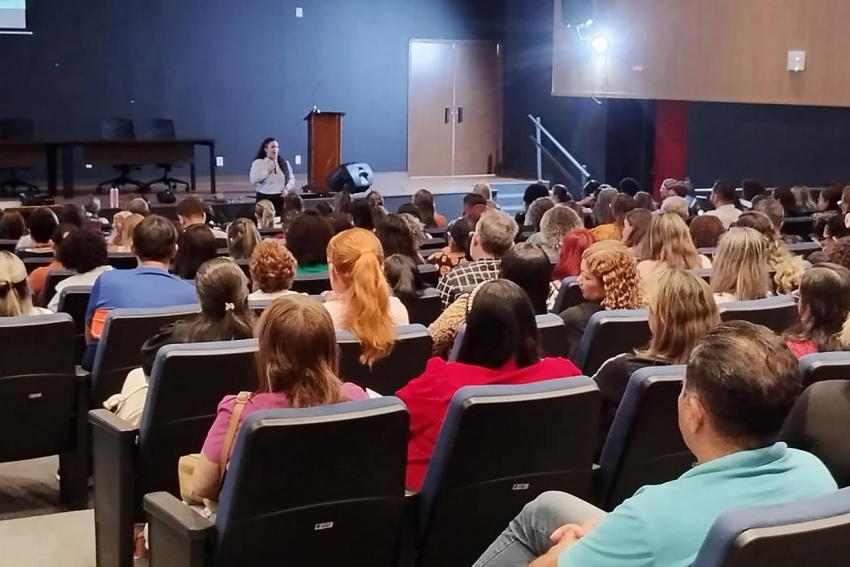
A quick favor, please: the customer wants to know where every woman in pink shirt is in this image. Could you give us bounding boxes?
[784,264,850,358]
[192,294,367,500]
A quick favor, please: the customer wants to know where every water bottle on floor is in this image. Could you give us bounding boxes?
[109,186,119,208]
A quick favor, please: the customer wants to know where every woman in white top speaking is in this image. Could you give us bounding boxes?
[249,137,296,214]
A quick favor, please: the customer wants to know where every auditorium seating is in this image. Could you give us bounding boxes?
[0,238,18,252]
[596,366,693,511]
[551,277,582,314]
[692,487,850,567]
[573,309,652,375]
[787,241,821,259]
[782,216,814,240]
[38,268,73,306]
[90,304,200,408]
[89,340,257,567]
[337,325,432,395]
[0,313,89,509]
[419,237,447,251]
[799,351,850,388]
[400,287,443,326]
[717,296,798,333]
[290,272,332,295]
[449,313,569,361]
[107,253,139,270]
[21,255,53,273]
[417,263,439,287]
[692,267,712,283]
[143,398,409,567]
[414,378,601,567]
[57,285,91,361]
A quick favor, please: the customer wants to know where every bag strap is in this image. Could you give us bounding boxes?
[218,391,252,481]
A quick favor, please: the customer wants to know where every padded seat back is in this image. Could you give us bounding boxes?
[787,241,821,259]
[692,268,712,283]
[417,263,440,287]
[91,305,200,407]
[0,239,18,253]
[573,309,651,375]
[22,255,53,272]
[337,325,432,395]
[692,487,850,567]
[213,399,409,567]
[137,340,258,499]
[416,378,601,567]
[718,296,798,333]
[401,287,443,327]
[101,118,135,141]
[0,314,76,462]
[449,314,569,362]
[799,352,850,388]
[291,272,331,295]
[144,119,176,140]
[57,285,91,361]
[552,277,582,314]
[107,253,138,270]
[597,366,693,510]
[40,268,73,305]
[0,118,35,141]
[420,237,447,251]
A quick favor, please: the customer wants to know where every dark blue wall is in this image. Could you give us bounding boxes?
[0,0,503,177]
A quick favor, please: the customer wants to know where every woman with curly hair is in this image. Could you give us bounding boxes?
[559,241,643,360]
[688,214,726,249]
[637,212,711,283]
[248,239,299,301]
[735,211,804,295]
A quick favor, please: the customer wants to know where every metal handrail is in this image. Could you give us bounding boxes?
[528,115,591,185]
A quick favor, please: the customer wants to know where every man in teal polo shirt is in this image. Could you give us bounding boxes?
[474,321,837,567]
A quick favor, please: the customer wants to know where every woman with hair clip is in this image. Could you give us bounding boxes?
[0,251,51,316]
[249,137,295,214]
[105,259,259,425]
[783,263,850,358]
[637,211,711,283]
[324,228,409,365]
[255,199,277,230]
[592,268,720,443]
[710,227,771,303]
[398,279,581,490]
[227,218,262,261]
[735,211,804,295]
[428,218,472,277]
[190,294,367,501]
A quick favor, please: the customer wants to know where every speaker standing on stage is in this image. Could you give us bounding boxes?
[250,137,295,213]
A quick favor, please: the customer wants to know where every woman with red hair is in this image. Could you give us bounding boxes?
[553,228,595,281]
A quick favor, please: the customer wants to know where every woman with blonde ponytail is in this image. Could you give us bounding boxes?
[325,228,409,365]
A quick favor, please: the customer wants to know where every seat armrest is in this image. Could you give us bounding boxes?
[145,493,213,567]
[89,408,138,435]
[144,492,215,539]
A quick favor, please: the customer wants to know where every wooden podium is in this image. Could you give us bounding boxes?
[305,110,345,194]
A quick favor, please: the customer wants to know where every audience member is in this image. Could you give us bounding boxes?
[16,207,58,253]
[430,243,553,358]
[473,182,498,209]
[248,240,298,301]
[621,208,652,261]
[590,187,618,239]
[436,210,517,308]
[0,251,51,316]
[792,185,818,213]
[658,178,679,201]
[781,380,850,488]
[376,214,423,264]
[27,224,72,298]
[593,268,720,441]
[82,215,196,370]
[326,212,353,234]
[812,185,842,235]
[552,228,595,281]
[810,213,850,264]
[384,254,426,306]
[254,199,277,230]
[315,201,333,216]
[710,227,770,303]
[324,228,409,364]
[783,264,850,358]
[176,197,224,239]
[332,190,352,217]
[462,193,489,227]
[58,204,86,229]
[109,213,144,253]
[171,224,218,281]
[633,191,656,211]
[280,193,303,232]
[552,184,571,204]
[755,197,802,244]
[618,177,641,197]
[351,198,377,230]
[400,279,581,490]
[428,218,471,277]
[399,212,428,249]
[367,190,386,215]
[660,195,689,221]
[828,235,850,272]
[47,228,113,311]
[559,241,643,360]
[397,202,422,220]
[529,206,582,253]
[226,218,261,261]
[515,183,550,227]
[741,179,767,203]
[83,195,102,221]
[774,186,807,218]
[0,211,26,241]
[286,213,334,274]
[190,295,367,501]
[127,197,150,217]
[689,214,726,249]
[525,197,555,232]
[736,211,804,294]
[414,189,446,228]
[706,180,741,228]
[474,321,836,567]
[637,212,711,283]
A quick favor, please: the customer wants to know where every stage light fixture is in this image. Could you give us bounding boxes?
[590,35,610,54]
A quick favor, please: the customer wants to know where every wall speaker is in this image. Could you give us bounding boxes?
[562,0,594,26]
[327,162,374,194]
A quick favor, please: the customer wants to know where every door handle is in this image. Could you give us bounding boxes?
[457,106,464,124]
[445,107,450,124]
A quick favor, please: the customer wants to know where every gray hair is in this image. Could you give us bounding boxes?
[477,209,519,257]
[398,213,426,246]
[526,197,555,230]
[540,206,582,249]
[661,196,689,221]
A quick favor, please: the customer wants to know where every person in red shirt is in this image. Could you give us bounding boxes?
[784,263,850,358]
[397,279,582,490]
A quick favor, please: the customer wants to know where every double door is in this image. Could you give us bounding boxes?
[408,40,502,176]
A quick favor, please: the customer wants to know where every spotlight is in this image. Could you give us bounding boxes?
[590,35,609,54]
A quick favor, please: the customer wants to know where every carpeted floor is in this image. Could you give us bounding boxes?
[0,509,96,567]
[0,457,66,520]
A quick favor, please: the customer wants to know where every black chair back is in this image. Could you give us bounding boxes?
[58,285,91,361]
[597,366,693,510]
[0,239,18,252]
[417,263,439,287]
[0,119,35,141]
[22,256,53,273]
[144,119,176,140]
[107,253,138,270]
[717,296,798,333]
[419,237,446,251]
[416,378,601,567]
[137,340,258,500]
[782,216,814,239]
[536,313,570,358]
[787,241,821,258]
[291,272,331,295]
[424,227,447,239]
[799,351,850,388]
[40,268,73,305]
[101,118,135,141]
[552,277,582,314]
[213,399,409,567]
[573,309,651,375]
[337,325,432,395]
[0,314,76,462]
[91,305,200,407]
[401,287,443,327]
